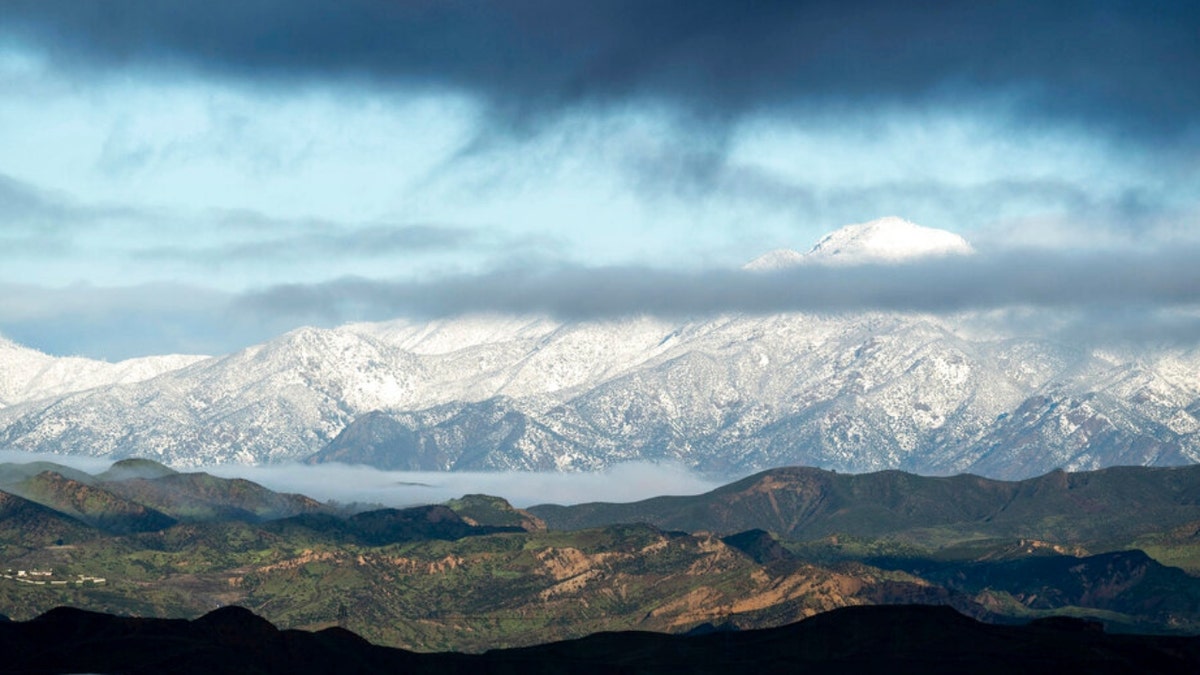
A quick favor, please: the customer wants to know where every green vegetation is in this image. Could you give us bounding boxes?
[1127,520,1200,575]
[97,458,179,482]
[446,494,546,531]
[531,465,1200,547]
[4,459,1200,652]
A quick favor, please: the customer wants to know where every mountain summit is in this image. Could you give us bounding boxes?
[744,217,973,270]
[806,216,974,264]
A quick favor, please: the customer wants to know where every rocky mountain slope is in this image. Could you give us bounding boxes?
[1,218,1197,477]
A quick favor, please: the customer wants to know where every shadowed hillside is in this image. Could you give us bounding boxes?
[0,490,97,548]
[530,465,1200,544]
[102,472,327,522]
[2,604,1198,674]
[8,471,177,534]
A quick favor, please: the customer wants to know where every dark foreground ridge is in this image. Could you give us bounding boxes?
[3,604,1199,675]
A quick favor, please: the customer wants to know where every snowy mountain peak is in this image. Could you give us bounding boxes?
[742,218,973,271]
[806,217,974,264]
[743,248,807,271]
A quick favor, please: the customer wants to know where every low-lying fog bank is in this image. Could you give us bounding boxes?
[0,450,727,507]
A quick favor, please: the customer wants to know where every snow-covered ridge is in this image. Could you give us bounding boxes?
[2,309,1197,478]
[0,219,1196,478]
[0,335,207,409]
[742,248,807,271]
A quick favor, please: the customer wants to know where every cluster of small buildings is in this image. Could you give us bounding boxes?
[1,568,105,586]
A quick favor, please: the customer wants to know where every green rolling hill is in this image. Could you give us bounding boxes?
[529,465,1200,546]
[4,459,1200,651]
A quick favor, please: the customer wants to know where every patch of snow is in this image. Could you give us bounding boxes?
[805,216,974,264]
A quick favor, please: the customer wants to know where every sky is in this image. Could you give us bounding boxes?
[1,1,1198,360]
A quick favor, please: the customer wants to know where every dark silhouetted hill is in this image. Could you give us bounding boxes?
[2,604,1199,674]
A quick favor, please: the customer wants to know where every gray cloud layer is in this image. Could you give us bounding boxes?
[5,247,1199,359]
[0,283,246,358]
[4,1,1197,140]
[1,171,528,272]
[132,224,479,264]
[239,248,1200,321]
[0,172,152,234]
[624,144,1183,240]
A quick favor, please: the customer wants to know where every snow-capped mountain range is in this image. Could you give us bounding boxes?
[0,338,205,409]
[2,217,1197,478]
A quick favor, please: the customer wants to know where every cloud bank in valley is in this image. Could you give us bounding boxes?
[0,450,723,508]
[207,460,724,509]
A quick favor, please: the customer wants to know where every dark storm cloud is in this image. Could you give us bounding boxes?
[619,139,1193,245]
[625,145,1109,213]
[4,1,1197,138]
[236,247,1200,322]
